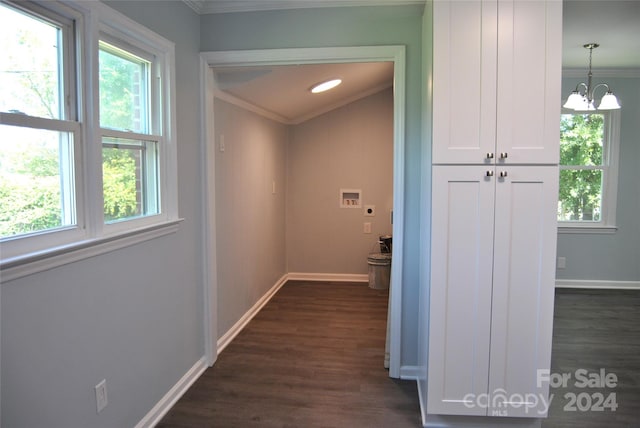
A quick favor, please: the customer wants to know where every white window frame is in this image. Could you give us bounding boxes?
[97,22,175,236]
[0,0,87,258]
[558,109,620,234]
[0,0,180,280]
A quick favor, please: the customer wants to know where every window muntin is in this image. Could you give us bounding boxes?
[558,111,618,228]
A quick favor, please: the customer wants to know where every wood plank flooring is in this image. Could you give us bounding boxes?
[157,281,421,428]
[542,289,640,428]
[158,284,640,428]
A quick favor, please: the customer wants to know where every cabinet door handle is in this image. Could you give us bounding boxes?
[500,152,508,159]
[486,152,494,159]
[499,171,508,178]
[486,170,494,177]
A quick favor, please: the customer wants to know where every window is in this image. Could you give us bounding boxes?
[99,40,160,225]
[0,0,178,271]
[558,110,620,231]
[0,1,83,256]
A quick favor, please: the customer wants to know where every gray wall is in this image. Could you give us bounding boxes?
[556,76,640,281]
[201,3,425,368]
[287,88,394,274]
[214,98,288,336]
[1,2,204,427]
[214,88,393,338]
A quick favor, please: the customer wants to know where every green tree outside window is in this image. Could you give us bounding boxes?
[558,113,605,222]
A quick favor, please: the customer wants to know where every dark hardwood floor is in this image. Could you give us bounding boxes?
[157,281,421,428]
[543,289,640,428]
[158,284,640,428]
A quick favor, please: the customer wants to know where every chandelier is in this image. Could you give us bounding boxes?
[563,43,621,111]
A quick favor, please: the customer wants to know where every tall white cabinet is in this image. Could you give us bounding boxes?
[427,0,562,422]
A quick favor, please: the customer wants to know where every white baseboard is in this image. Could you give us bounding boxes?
[286,272,368,283]
[400,365,424,380]
[135,356,207,428]
[423,414,542,427]
[217,274,288,354]
[417,378,428,428]
[556,279,640,290]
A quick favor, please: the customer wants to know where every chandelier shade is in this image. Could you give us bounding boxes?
[598,92,621,110]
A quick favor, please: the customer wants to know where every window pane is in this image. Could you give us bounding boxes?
[0,3,63,119]
[558,169,603,222]
[0,125,75,238]
[560,113,604,166]
[103,137,158,223]
[99,43,150,133]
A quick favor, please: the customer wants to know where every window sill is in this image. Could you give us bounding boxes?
[558,225,617,235]
[1,218,184,282]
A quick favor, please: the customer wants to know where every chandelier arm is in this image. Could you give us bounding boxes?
[574,82,589,94]
[591,83,612,98]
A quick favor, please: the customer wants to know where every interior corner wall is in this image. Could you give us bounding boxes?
[556,76,640,281]
[214,98,288,337]
[287,88,394,274]
[2,2,204,427]
[200,4,424,368]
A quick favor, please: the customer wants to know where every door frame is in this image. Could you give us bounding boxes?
[199,46,406,378]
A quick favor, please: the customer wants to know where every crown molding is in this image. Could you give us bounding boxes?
[183,0,425,15]
[182,0,205,14]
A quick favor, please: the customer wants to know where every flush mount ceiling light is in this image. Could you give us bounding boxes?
[310,78,342,94]
[563,43,621,111]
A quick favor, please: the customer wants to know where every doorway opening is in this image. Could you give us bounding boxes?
[200,46,406,378]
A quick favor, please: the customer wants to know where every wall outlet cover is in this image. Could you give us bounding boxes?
[95,379,108,413]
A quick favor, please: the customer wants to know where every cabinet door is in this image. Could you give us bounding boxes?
[496,0,562,164]
[432,0,497,164]
[428,165,495,415]
[489,166,558,417]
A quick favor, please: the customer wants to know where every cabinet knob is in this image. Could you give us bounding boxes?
[500,152,508,159]
[486,152,494,159]
[486,170,494,177]
[499,171,508,178]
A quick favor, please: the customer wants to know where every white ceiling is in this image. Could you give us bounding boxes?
[563,1,640,72]
[200,0,640,123]
[213,62,394,124]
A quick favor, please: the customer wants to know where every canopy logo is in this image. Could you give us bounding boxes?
[460,368,619,417]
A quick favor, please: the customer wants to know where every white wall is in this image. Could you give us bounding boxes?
[287,88,394,274]
[1,2,204,427]
[214,98,288,336]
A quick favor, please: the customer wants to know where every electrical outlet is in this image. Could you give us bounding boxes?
[557,257,566,269]
[364,222,372,234]
[364,205,376,217]
[95,379,108,413]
